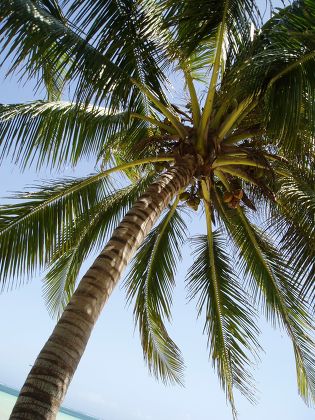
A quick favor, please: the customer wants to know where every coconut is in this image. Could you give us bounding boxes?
[223,192,233,203]
[179,191,190,201]
[233,189,244,199]
[187,197,200,211]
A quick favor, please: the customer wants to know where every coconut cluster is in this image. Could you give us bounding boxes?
[223,189,244,208]
[179,191,201,211]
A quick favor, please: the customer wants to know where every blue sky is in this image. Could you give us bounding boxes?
[0,1,314,419]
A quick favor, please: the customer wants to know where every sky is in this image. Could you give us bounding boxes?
[0,1,315,420]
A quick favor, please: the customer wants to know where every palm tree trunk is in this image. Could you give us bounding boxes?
[10,154,197,419]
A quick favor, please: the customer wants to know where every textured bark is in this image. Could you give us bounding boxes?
[10,155,197,419]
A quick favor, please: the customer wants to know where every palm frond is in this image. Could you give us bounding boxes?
[0,0,167,109]
[224,0,315,161]
[36,0,66,22]
[125,202,187,385]
[0,100,134,169]
[0,154,171,289]
[0,172,115,289]
[219,205,315,404]
[65,0,169,94]
[187,230,260,416]
[270,169,315,303]
[162,0,260,59]
[41,48,68,101]
[36,0,68,100]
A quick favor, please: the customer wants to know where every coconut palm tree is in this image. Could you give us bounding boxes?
[0,0,315,418]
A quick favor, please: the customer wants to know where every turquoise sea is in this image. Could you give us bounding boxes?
[0,384,99,420]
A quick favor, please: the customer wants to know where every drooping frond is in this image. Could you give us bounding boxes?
[0,101,133,169]
[36,0,66,22]
[36,1,68,100]
[264,0,315,156]
[270,169,315,304]
[224,0,315,161]
[187,231,260,417]
[125,202,187,385]
[0,155,172,289]
[65,0,169,95]
[220,206,315,404]
[44,175,155,318]
[0,174,113,289]
[42,53,67,101]
[0,0,168,110]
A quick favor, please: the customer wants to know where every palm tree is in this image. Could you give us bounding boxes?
[0,0,315,418]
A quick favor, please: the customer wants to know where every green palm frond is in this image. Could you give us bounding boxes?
[0,155,171,289]
[65,0,169,94]
[0,101,134,169]
[36,0,66,22]
[0,0,167,109]
[41,46,69,101]
[182,43,215,85]
[0,173,114,289]
[162,0,260,59]
[187,229,260,417]
[37,1,68,100]
[44,175,155,318]
[42,58,67,101]
[219,206,315,404]
[270,169,315,303]
[224,0,315,160]
[125,201,187,385]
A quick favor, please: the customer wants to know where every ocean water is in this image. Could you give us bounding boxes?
[0,384,98,420]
